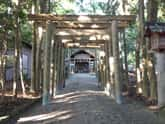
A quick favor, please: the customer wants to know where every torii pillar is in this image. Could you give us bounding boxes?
[42,22,54,106]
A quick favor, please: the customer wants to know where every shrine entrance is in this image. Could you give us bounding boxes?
[70,50,95,73]
[28,14,135,105]
[75,61,89,73]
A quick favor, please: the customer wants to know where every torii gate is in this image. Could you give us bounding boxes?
[28,14,135,105]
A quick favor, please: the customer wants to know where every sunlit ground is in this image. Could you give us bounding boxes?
[16,73,163,124]
[17,73,104,123]
[17,90,104,124]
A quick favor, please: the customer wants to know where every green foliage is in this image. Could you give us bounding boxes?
[0,0,32,48]
[6,55,14,68]
[127,0,138,15]
[158,0,165,21]
[21,23,32,44]
[52,0,75,14]
[75,0,119,15]
[0,0,164,62]
[125,24,138,65]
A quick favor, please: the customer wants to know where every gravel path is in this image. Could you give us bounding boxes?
[16,73,164,124]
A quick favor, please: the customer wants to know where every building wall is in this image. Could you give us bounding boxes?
[155,53,165,106]
[5,47,32,80]
[74,54,91,59]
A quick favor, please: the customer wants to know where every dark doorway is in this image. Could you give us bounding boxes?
[75,61,89,73]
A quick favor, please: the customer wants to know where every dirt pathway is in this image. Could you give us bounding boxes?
[16,73,163,124]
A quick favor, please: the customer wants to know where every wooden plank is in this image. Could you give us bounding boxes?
[56,34,110,40]
[56,29,108,36]
[54,22,129,29]
[63,40,107,44]
[28,14,136,22]
[35,21,128,29]
[66,45,101,48]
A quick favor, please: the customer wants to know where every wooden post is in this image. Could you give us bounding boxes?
[55,41,60,92]
[112,21,122,104]
[51,37,57,97]
[59,43,63,89]
[42,22,53,106]
[98,55,102,87]
[35,23,43,92]
[100,46,105,89]
[105,41,111,96]
[102,46,105,89]
[56,42,62,90]
[54,38,59,94]
[60,45,65,88]
[50,32,55,97]
[108,25,115,98]
[94,49,97,75]
[98,51,103,88]
[104,43,107,90]
[30,22,37,93]
[118,30,125,92]
[123,29,129,91]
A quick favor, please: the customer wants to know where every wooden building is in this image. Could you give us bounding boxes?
[6,42,32,81]
[70,50,95,73]
[145,22,165,51]
[145,22,165,106]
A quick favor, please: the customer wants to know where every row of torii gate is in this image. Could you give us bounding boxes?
[29,14,135,105]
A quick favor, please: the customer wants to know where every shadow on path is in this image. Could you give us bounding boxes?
[15,73,163,124]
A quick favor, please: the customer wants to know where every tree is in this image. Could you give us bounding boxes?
[12,0,30,98]
[0,0,13,100]
[75,0,119,15]
[52,0,74,14]
[158,0,165,21]
[146,0,159,102]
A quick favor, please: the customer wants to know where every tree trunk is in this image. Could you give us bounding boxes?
[0,55,4,101]
[136,1,142,95]
[30,22,37,93]
[40,0,50,13]
[123,30,129,91]
[19,44,26,96]
[0,33,7,101]
[31,0,40,94]
[139,0,149,97]
[13,14,20,99]
[136,37,142,94]
[147,0,158,101]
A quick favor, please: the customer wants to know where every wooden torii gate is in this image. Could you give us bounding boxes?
[28,14,135,105]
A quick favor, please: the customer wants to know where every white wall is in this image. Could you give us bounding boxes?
[155,53,165,106]
[74,54,91,59]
